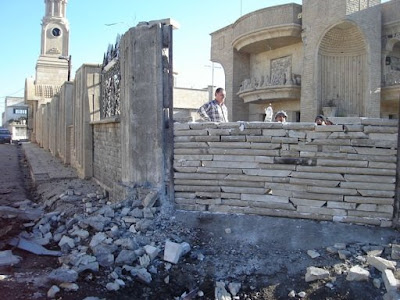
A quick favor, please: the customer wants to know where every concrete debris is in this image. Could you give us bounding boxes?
[144,245,159,260]
[288,290,296,298]
[164,240,191,264]
[9,237,62,256]
[298,291,306,298]
[142,190,158,208]
[307,250,320,258]
[10,181,400,300]
[59,282,79,291]
[106,281,120,291]
[382,269,400,293]
[228,282,241,297]
[391,244,400,260]
[346,265,370,281]
[0,205,43,221]
[0,250,21,266]
[48,268,78,283]
[305,266,330,282]
[215,281,231,300]
[47,285,60,298]
[131,267,152,284]
[367,255,396,272]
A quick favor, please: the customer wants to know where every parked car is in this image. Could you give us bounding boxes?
[0,128,12,144]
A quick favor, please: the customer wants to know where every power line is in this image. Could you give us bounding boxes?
[0,88,25,99]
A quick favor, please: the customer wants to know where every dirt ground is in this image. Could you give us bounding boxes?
[0,143,399,300]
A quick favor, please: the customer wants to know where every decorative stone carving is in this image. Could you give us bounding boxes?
[271,56,291,85]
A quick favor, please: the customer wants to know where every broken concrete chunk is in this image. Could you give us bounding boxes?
[307,250,320,259]
[131,267,152,284]
[163,240,191,264]
[0,250,21,266]
[346,265,370,281]
[228,282,241,297]
[305,266,330,282]
[382,269,400,293]
[60,282,79,291]
[338,250,352,260]
[391,244,400,260]
[49,268,78,283]
[215,281,231,300]
[143,191,158,208]
[47,285,60,298]
[139,254,150,268]
[106,281,120,291]
[144,245,159,260]
[115,250,137,266]
[367,256,396,272]
[333,243,346,250]
[9,237,62,256]
[59,235,75,249]
[89,232,107,249]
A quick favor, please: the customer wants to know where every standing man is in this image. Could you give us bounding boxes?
[197,87,228,122]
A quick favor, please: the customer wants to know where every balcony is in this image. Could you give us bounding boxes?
[237,74,301,104]
[232,4,302,54]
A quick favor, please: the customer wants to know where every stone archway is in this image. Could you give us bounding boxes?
[317,21,367,117]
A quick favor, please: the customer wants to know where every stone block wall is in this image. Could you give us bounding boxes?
[92,120,122,193]
[173,119,397,227]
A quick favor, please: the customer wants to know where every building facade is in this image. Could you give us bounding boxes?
[210,0,400,122]
[2,96,28,142]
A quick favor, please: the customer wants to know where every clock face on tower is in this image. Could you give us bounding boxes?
[52,27,61,37]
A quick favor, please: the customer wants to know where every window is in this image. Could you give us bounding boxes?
[13,109,27,115]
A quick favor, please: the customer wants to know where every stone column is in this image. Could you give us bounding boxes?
[119,21,174,205]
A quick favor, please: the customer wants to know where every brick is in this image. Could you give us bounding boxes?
[344,174,395,183]
[290,198,326,207]
[291,171,344,181]
[242,193,289,203]
[345,196,393,205]
[340,182,395,191]
[297,206,346,216]
[290,178,340,187]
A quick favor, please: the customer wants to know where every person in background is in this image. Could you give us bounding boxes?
[197,87,228,122]
[274,111,288,123]
[315,115,326,125]
[325,118,334,125]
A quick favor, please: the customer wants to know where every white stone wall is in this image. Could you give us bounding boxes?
[173,119,397,227]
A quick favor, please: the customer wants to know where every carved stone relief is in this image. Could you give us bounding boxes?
[238,55,300,94]
[271,56,292,86]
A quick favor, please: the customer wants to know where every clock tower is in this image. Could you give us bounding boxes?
[36,0,70,85]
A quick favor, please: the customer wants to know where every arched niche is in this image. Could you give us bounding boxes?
[318,21,367,117]
[384,38,400,86]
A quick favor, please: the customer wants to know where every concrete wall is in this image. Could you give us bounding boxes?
[92,120,121,192]
[57,83,74,164]
[70,64,101,179]
[174,118,397,227]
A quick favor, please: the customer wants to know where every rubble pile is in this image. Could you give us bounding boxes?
[302,242,400,300]
[4,187,200,299]
[2,184,400,299]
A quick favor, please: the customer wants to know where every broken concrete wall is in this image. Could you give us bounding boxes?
[174,118,397,227]
[112,21,174,205]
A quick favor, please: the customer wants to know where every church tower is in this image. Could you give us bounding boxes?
[35,0,70,85]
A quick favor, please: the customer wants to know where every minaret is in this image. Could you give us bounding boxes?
[35,0,70,85]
